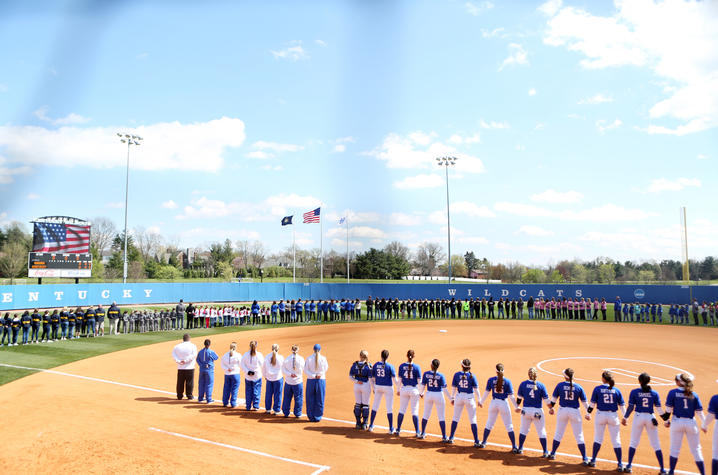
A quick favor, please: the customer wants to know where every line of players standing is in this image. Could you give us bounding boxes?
[350,350,718,475]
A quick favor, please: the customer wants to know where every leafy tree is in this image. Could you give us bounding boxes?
[464,251,479,274]
[597,263,615,283]
[521,268,546,283]
[548,269,564,283]
[354,248,410,279]
[0,242,28,281]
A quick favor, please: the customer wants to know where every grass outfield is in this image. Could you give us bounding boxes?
[0,305,709,387]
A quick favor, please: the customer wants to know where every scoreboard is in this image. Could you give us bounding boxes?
[28,252,92,278]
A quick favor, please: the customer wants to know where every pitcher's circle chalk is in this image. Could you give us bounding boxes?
[439,330,447,333]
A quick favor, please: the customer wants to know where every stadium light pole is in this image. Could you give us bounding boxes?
[117,133,142,284]
[437,156,457,283]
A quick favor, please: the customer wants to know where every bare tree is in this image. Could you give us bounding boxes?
[248,241,266,271]
[90,217,116,254]
[414,242,445,276]
[234,239,250,272]
[0,242,27,282]
[384,241,410,261]
[134,226,163,261]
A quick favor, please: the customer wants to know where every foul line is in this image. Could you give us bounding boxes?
[148,427,330,475]
[0,363,698,475]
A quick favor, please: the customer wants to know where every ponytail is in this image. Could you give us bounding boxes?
[229,342,237,357]
[291,344,298,370]
[638,372,651,392]
[528,367,537,382]
[603,370,615,389]
[431,358,440,374]
[381,349,389,363]
[271,343,279,366]
[250,340,257,356]
[496,363,504,393]
[564,368,575,394]
[359,349,369,363]
[680,374,694,398]
[407,349,415,362]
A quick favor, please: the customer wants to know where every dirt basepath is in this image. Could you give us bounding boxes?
[1,320,714,474]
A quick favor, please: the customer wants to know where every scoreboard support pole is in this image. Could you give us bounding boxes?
[38,278,42,285]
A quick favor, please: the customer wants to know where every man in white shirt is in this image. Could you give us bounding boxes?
[305,343,329,422]
[172,334,198,400]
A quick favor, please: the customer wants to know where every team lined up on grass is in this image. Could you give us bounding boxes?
[2,296,716,347]
[350,349,718,475]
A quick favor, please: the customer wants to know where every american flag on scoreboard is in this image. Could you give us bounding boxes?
[303,207,321,223]
[32,223,91,253]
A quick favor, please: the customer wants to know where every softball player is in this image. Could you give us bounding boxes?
[395,349,422,436]
[349,350,373,430]
[263,344,284,414]
[448,358,483,445]
[665,373,706,475]
[241,341,264,411]
[369,349,397,433]
[515,367,550,456]
[700,393,717,475]
[586,371,626,470]
[419,359,450,440]
[478,363,519,451]
[548,368,589,464]
[622,372,667,474]
[281,345,305,418]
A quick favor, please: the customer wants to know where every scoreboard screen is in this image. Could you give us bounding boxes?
[28,252,92,278]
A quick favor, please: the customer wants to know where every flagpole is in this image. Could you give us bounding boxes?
[320,209,323,283]
[292,221,296,283]
[346,215,349,284]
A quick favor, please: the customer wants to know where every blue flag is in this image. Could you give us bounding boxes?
[339,217,346,225]
[281,216,293,226]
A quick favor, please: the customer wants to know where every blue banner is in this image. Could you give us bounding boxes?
[0,282,715,311]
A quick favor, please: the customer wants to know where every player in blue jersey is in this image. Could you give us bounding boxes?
[349,350,373,430]
[547,368,589,464]
[478,363,519,451]
[395,349,422,436]
[622,373,667,474]
[700,393,718,475]
[448,358,483,445]
[665,374,706,475]
[419,359,451,440]
[369,349,397,433]
[515,367,550,456]
[585,371,626,470]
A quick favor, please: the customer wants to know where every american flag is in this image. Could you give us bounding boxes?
[303,207,321,223]
[32,223,91,253]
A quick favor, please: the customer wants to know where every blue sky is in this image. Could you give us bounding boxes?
[1,0,716,265]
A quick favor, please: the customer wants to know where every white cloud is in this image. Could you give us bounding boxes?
[482,27,506,38]
[697,153,707,160]
[325,210,380,224]
[646,177,701,193]
[457,236,490,246]
[517,225,554,237]
[394,173,443,190]
[260,164,284,171]
[246,151,271,159]
[136,52,149,60]
[495,201,654,222]
[26,193,40,200]
[541,0,718,135]
[479,119,510,129]
[270,42,309,61]
[327,225,386,240]
[252,141,303,153]
[178,193,321,222]
[494,202,554,218]
[161,200,178,209]
[106,202,124,209]
[538,0,562,17]
[530,189,583,204]
[528,88,537,96]
[578,93,613,105]
[534,122,546,130]
[448,133,480,145]
[515,144,525,151]
[0,117,246,172]
[179,227,261,247]
[465,1,493,16]
[333,144,346,153]
[367,132,485,174]
[389,212,423,226]
[34,106,91,126]
[146,225,161,235]
[315,39,327,47]
[451,201,496,218]
[0,84,7,92]
[0,156,31,184]
[596,118,622,133]
[498,43,528,71]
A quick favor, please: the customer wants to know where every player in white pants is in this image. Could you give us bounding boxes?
[349,350,372,429]
[448,358,483,445]
[369,349,397,433]
[418,358,451,441]
[478,363,519,451]
[665,374,706,475]
[622,372,667,473]
[585,371,626,470]
[395,349,422,436]
[515,367,551,456]
[700,393,718,475]
[548,368,589,464]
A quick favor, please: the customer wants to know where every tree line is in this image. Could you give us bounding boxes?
[1,218,717,283]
